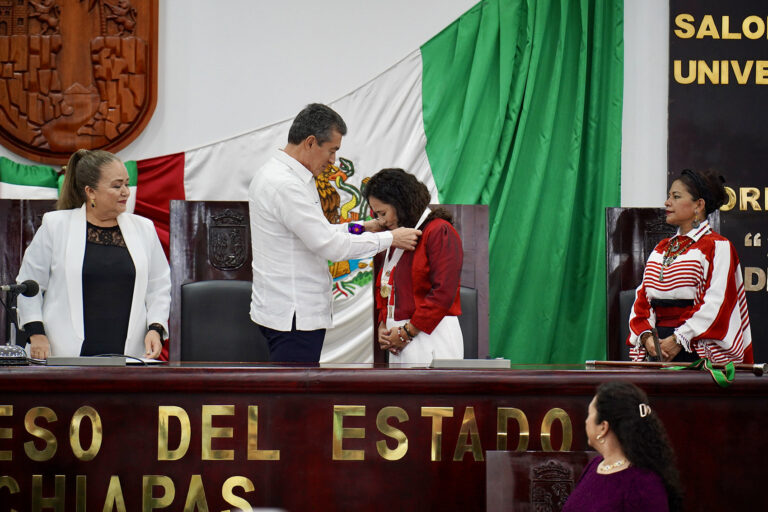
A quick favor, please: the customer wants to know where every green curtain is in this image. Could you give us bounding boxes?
[421,0,623,363]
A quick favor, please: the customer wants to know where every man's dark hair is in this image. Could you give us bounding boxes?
[287,103,347,145]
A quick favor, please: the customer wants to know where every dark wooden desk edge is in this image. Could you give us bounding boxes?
[1,366,765,395]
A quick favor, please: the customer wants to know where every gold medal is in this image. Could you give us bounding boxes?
[380,285,391,298]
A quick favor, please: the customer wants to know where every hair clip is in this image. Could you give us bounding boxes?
[639,403,651,418]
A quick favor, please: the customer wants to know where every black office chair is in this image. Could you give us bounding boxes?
[617,289,636,361]
[458,286,478,359]
[180,280,269,362]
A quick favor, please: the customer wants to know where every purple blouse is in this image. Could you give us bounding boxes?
[562,456,669,512]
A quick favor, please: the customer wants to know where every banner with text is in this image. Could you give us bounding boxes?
[669,0,768,362]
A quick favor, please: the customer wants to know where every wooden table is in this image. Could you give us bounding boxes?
[0,363,765,511]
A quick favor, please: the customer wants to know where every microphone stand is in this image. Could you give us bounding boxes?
[0,289,28,364]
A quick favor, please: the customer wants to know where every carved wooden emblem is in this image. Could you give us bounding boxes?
[0,0,158,164]
[208,209,248,271]
[644,211,676,257]
[529,460,574,512]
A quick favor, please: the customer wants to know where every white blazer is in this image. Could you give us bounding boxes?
[16,205,171,358]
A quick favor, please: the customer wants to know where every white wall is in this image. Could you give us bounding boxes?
[1,0,668,207]
[622,0,669,207]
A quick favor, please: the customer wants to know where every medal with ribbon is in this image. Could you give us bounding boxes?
[379,207,432,319]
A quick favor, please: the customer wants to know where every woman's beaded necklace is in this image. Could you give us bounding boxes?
[659,236,695,282]
[598,458,628,473]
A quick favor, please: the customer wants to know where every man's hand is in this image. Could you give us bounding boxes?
[391,228,421,251]
[364,220,385,233]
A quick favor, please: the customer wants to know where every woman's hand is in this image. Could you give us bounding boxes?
[659,335,681,362]
[29,334,50,359]
[380,326,411,355]
[641,332,657,358]
[377,322,392,351]
[144,330,163,359]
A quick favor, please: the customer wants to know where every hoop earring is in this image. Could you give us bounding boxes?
[91,199,95,208]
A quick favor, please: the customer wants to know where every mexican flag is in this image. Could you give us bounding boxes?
[0,0,623,364]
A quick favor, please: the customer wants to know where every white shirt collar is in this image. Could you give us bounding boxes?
[676,219,711,242]
[274,149,314,184]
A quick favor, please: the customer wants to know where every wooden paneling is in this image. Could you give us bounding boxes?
[0,365,764,511]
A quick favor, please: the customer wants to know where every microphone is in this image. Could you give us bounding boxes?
[0,280,39,297]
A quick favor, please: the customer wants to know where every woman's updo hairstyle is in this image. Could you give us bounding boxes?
[678,169,727,215]
[57,149,120,210]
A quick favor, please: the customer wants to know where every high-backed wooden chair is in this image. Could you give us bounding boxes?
[0,199,56,345]
[605,207,719,360]
[371,204,490,362]
[486,450,597,511]
[168,200,271,362]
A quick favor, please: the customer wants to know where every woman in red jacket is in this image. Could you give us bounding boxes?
[363,168,464,364]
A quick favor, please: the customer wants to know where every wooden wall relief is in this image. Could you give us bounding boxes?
[0,0,157,164]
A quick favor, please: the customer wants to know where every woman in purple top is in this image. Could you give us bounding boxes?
[563,382,683,511]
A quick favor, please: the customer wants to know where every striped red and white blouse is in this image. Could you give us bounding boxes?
[627,220,752,363]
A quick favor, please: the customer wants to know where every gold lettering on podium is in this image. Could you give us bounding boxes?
[247,405,280,461]
[332,405,366,461]
[202,405,235,461]
[183,475,208,511]
[222,476,255,511]
[142,475,175,510]
[75,475,86,512]
[157,406,191,461]
[0,405,11,461]
[24,407,57,461]
[32,474,65,511]
[70,406,102,461]
[421,407,454,461]
[0,476,20,511]
[375,406,409,461]
[102,476,127,512]
[541,408,573,451]
[453,406,483,461]
[496,407,530,451]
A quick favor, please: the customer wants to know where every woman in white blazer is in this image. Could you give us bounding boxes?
[16,150,171,359]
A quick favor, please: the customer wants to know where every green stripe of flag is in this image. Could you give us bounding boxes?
[0,157,58,189]
[124,160,139,187]
[421,0,623,363]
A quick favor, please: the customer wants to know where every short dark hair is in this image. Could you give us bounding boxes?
[594,382,683,511]
[287,103,347,145]
[677,169,727,215]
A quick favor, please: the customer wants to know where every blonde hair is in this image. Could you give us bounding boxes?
[57,149,120,210]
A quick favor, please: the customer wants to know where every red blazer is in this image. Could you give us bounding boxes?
[375,218,462,334]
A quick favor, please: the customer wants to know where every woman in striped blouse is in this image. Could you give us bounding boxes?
[627,169,752,363]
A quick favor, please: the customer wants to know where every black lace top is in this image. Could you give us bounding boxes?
[24,223,137,355]
[79,223,136,355]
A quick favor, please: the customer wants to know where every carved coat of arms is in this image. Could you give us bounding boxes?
[0,0,157,164]
[208,209,248,271]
